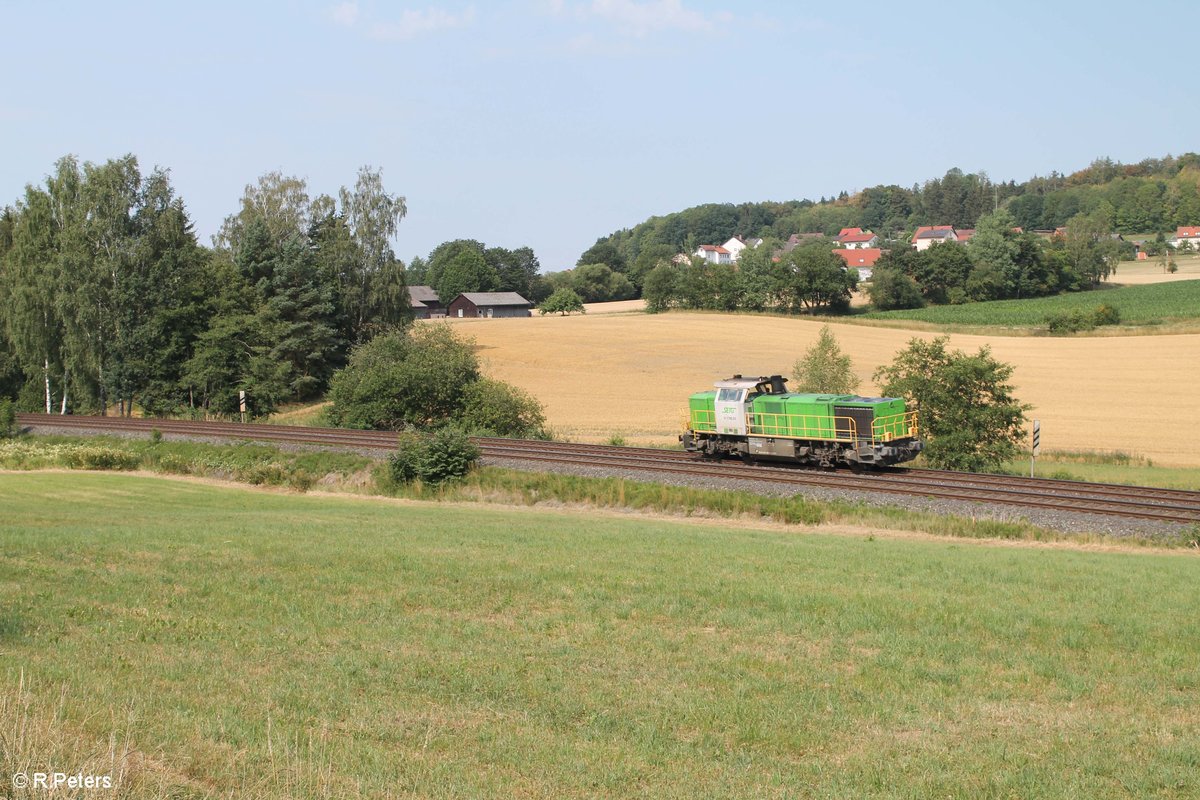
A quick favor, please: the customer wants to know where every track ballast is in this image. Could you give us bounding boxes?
[16,413,1200,526]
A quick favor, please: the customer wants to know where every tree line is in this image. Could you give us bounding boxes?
[632,206,1133,316]
[584,152,1200,289]
[0,156,414,416]
[642,239,857,315]
[867,208,1130,310]
[407,239,546,305]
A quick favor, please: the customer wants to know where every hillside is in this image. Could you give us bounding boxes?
[587,153,1200,267]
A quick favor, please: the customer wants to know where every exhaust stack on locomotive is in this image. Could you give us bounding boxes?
[680,375,923,468]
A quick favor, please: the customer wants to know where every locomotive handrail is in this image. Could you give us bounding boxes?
[686,408,918,444]
[747,411,860,442]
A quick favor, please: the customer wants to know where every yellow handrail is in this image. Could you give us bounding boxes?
[686,408,918,443]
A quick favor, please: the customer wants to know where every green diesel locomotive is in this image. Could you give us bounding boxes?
[681,374,923,468]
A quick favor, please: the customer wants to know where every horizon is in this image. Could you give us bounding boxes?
[3,0,1196,271]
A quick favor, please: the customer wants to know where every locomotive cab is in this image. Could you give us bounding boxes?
[712,374,789,436]
[712,375,785,436]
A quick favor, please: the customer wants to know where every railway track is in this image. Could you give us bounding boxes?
[16,413,1200,525]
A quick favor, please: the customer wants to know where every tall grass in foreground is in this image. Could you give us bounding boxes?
[1,472,1198,798]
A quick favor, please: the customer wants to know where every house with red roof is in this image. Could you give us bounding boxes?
[694,244,733,264]
[832,247,883,279]
[1170,226,1200,249]
[835,227,879,249]
[911,226,958,251]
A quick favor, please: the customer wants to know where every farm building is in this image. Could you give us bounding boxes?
[408,285,445,319]
[448,292,534,318]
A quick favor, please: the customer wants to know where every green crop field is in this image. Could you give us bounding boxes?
[862,279,1200,329]
[2,472,1199,798]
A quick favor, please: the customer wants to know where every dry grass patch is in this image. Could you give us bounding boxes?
[447,312,1200,466]
[1111,252,1200,285]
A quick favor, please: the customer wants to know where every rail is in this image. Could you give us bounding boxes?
[15,413,1200,525]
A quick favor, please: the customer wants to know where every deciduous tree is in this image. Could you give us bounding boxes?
[791,325,860,394]
[874,336,1028,472]
[538,288,585,315]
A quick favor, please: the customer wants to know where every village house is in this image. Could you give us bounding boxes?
[832,247,883,280]
[911,226,958,251]
[835,227,879,249]
[694,244,733,264]
[1170,226,1200,249]
[721,236,763,261]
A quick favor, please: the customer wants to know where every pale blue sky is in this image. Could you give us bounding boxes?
[2,0,1195,269]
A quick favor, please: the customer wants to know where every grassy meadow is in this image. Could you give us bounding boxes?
[2,471,1199,798]
[446,311,1200,466]
[862,278,1200,329]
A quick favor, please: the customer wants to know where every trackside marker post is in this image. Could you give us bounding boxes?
[1030,419,1040,477]
[240,390,246,424]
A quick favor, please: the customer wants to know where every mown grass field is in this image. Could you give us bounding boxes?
[2,472,1198,798]
[862,279,1200,329]
[447,312,1200,466]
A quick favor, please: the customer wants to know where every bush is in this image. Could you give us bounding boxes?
[1046,304,1120,333]
[1092,303,1120,326]
[0,398,15,438]
[61,446,141,471]
[327,325,480,430]
[538,289,586,316]
[868,267,924,311]
[1046,310,1094,333]
[389,428,480,486]
[460,378,547,438]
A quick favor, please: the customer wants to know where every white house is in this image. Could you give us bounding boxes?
[721,236,763,261]
[911,226,958,251]
[835,227,879,249]
[694,244,733,264]
[1170,226,1200,249]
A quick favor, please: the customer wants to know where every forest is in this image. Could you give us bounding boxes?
[0,157,414,416]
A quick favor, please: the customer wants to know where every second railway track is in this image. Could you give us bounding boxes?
[17,413,1200,526]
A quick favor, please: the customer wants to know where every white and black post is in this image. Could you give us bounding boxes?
[1030,419,1040,477]
[239,390,247,424]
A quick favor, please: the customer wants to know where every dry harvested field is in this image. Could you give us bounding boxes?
[582,298,646,314]
[1111,253,1200,285]
[448,313,1200,466]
